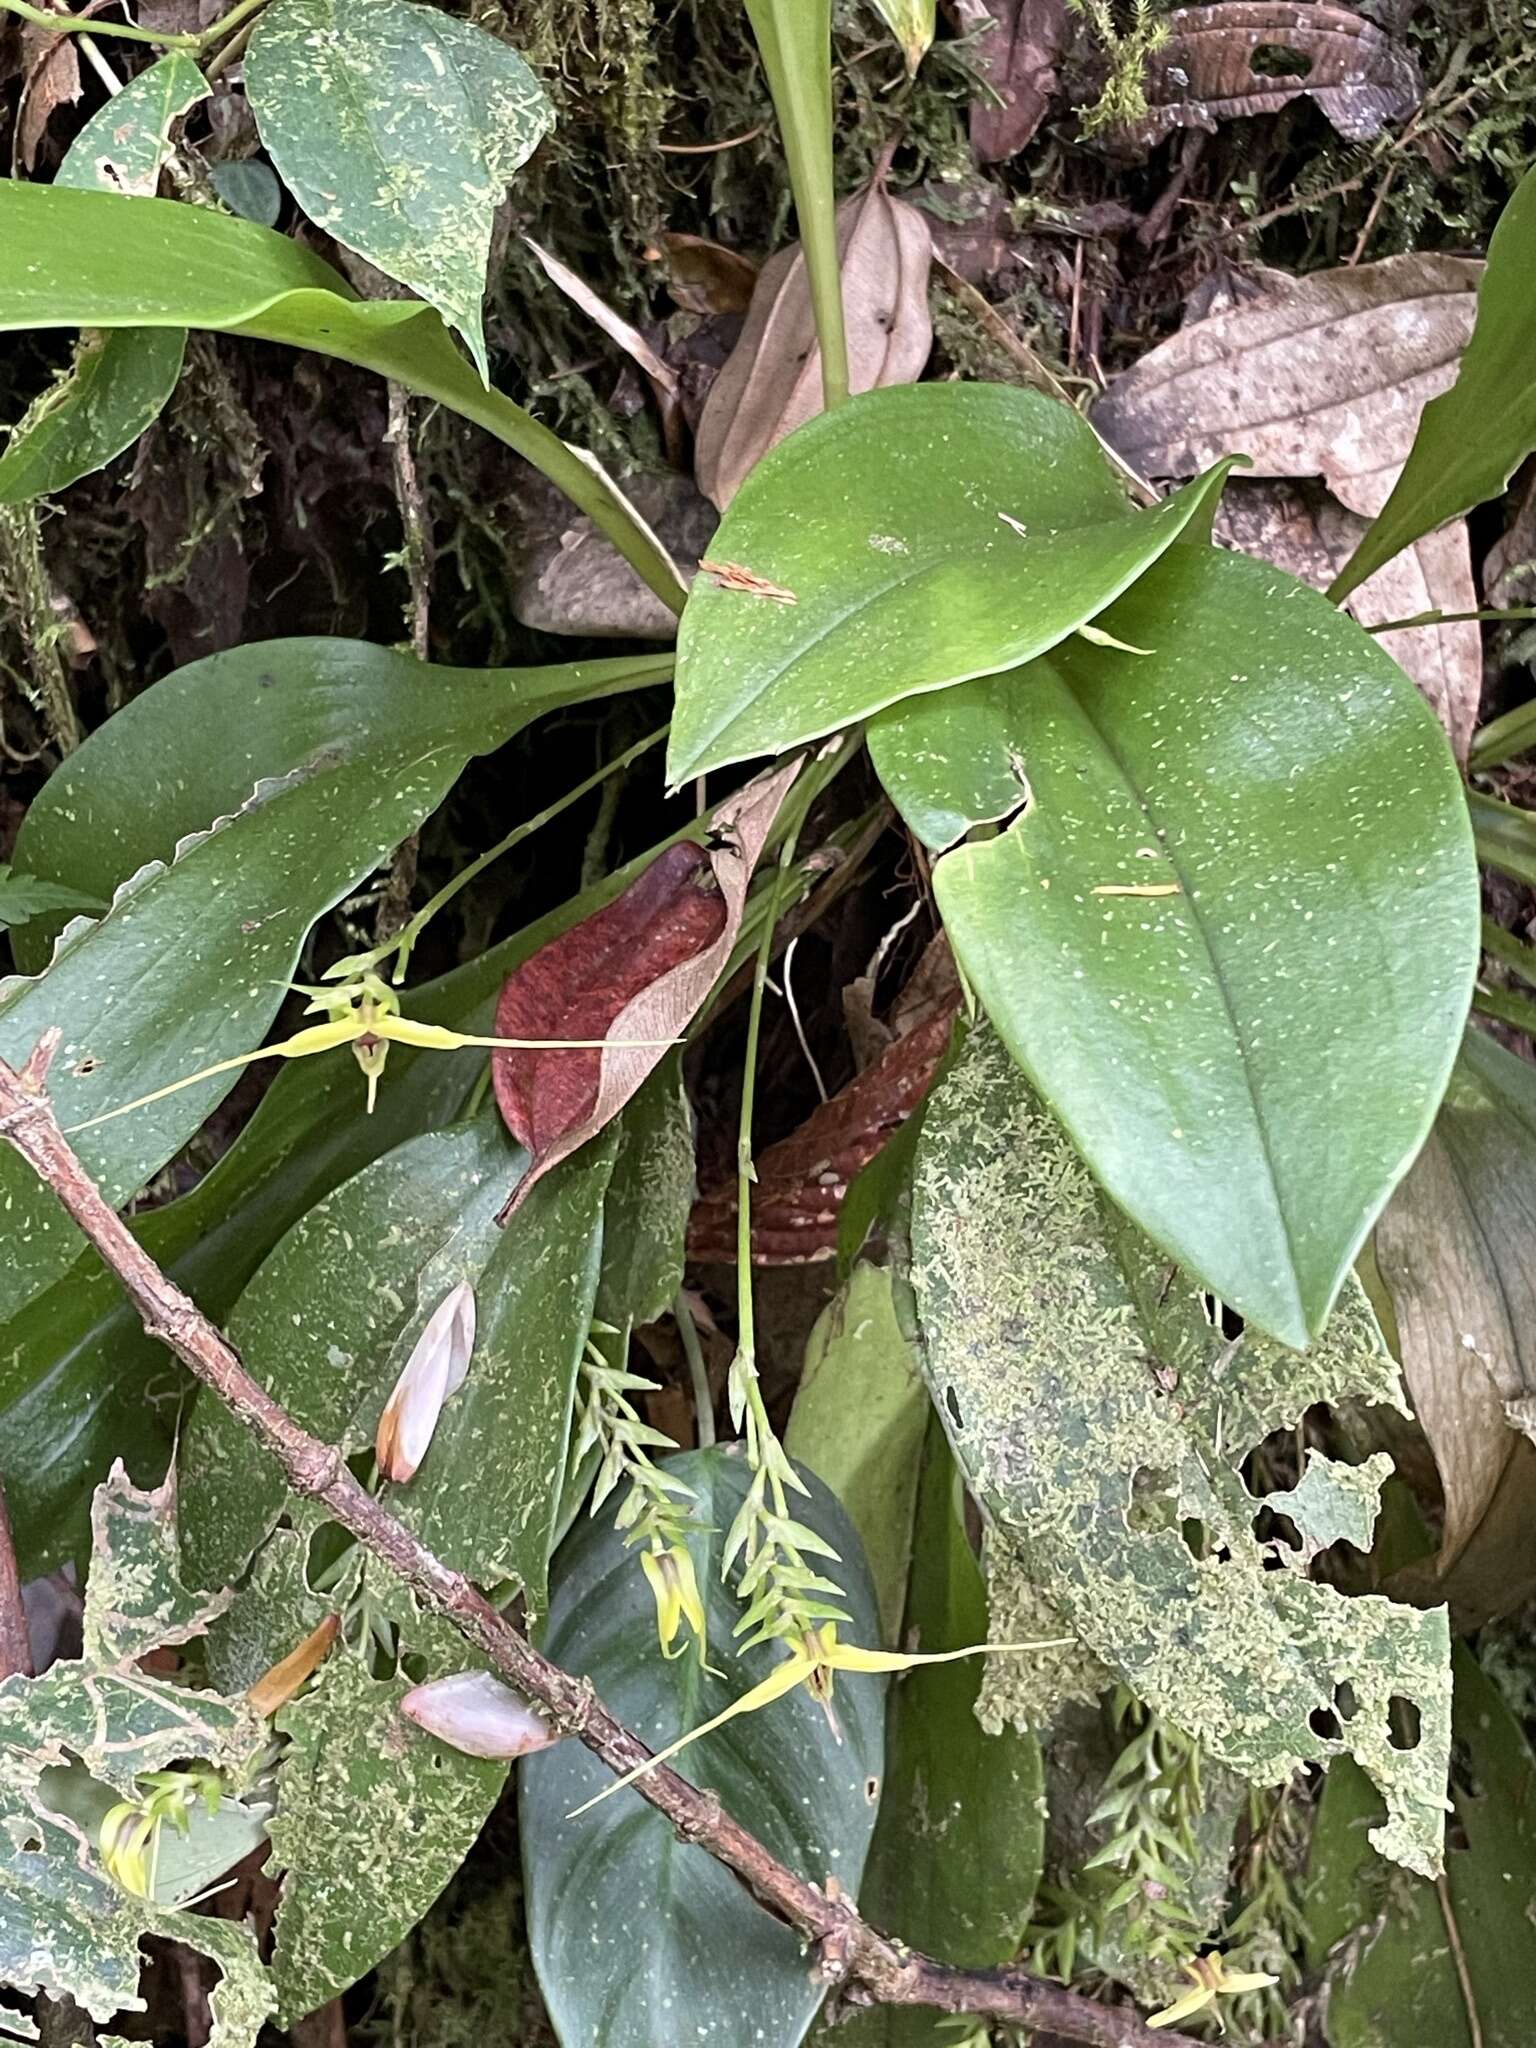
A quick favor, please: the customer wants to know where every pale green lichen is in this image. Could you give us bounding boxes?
[910,1027,1452,1877]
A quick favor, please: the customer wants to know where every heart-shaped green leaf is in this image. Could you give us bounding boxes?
[667,381,1231,782]
[0,639,658,1330]
[521,1447,885,2048]
[246,0,552,381]
[921,545,1477,1345]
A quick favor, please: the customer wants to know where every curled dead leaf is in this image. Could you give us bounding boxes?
[14,16,86,174]
[1133,1,1420,145]
[493,761,799,1215]
[695,180,933,510]
[247,1613,340,1718]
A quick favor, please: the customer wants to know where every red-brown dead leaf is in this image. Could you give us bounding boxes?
[15,20,81,174]
[951,0,1069,162]
[1133,2,1420,145]
[493,760,799,1217]
[697,560,799,602]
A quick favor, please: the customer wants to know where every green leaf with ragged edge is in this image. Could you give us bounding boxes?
[1331,167,1536,600]
[246,0,551,381]
[1305,1652,1536,2048]
[57,53,208,197]
[0,182,683,613]
[1259,1450,1395,1567]
[910,1026,1452,1877]
[667,382,1233,783]
[204,1525,341,1698]
[0,639,661,1333]
[265,1649,505,2024]
[521,1447,885,2048]
[785,1263,929,1643]
[0,807,683,1583]
[0,866,103,929]
[181,1113,615,1612]
[0,1469,275,2048]
[917,545,1477,1346]
[0,331,185,506]
[869,0,936,73]
[837,1420,1043,2048]
[594,1053,694,1335]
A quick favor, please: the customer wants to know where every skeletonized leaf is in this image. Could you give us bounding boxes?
[245,0,552,380]
[1132,2,1419,145]
[1094,255,1479,517]
[56,51,207,196]
[492,761,798,1211]
[695,181,934,510]
[910,1025,1451,1876]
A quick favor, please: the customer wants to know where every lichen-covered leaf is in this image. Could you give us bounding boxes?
[246,0,553,379]
[1260,1450,1394,1567]
[521,1448,885,2048]
[81,1465,231,1669]
[909,1026,1452,1875]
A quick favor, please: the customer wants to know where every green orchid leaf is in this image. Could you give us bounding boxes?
[0,182,682,610]
[838,1421,1043,2048]
[785,1263,930,1643]
[1468,788,1536,888]
[1332,166,1536,599]
[1305,1652,1536,2048]
[594,1053,695,1336]
[924,545,1477,1344]
[266,1651,506,2024]
[667,381,1233,783]
[910,1026,1451,1877]
[181,1111,614,1613]
[246,0,552,381]
[521,1447,885,2048]
[0,638,659,1332]
[0,330,185,506]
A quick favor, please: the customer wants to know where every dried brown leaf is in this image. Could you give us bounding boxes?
[15,20,82,174]
[1135,1,1420,144]
[651,231,759,317]
[1214,478,1481,759]
[694,181,933,510]
[1094,255,1480,517]
[493,762,798,1214]
[523,236,682,460]
[951,0,1068,161]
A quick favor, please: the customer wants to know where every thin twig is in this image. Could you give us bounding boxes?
[0,1478,33,1681]
[0,1032,1196,2048]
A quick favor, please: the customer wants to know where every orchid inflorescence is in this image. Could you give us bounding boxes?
[98,1764,225,1900]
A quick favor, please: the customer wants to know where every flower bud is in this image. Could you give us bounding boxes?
[376,1279,476,1483]
[640,1543,707,1661]
[399,1671,559,1759]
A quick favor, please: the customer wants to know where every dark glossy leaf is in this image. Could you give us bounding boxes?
[1333,165,1536,597]
[246,0,552,379]
[918,545,1477,1344]
[667,382,1232,782]
[910,1025,1450,1875]
[521,1448,885,2048]
[209,160,282,227]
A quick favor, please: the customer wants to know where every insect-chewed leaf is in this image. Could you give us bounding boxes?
[909,1026,1452,1877]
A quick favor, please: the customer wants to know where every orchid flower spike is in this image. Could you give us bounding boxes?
[1147,1952,1278,2030]
[376,1279,476,1483]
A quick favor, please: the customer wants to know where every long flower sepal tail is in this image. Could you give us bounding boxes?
[566,1622,1074,1819]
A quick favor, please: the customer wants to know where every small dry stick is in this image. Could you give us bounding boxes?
[0,1477,33,1681]
[0,1030,1196,2048]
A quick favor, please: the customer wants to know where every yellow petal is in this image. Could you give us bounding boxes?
[1216,1969,1278,1994]
[828,1635,1076,1674]
[1147,1987,1214,2028]
[567,1650,813,1818]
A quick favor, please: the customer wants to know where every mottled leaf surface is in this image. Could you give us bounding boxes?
[56,52,207,197]
[522,1449,885,2048]
[910,1027,1451,1875]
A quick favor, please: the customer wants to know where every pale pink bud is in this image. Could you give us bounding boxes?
[375,1279,475,1483]
[399,1671,559,1759]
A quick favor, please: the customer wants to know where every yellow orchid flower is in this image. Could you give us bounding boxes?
[640,1542,708,1662]
[569,1621,1072,1818]
[99,1800,158,1897]
[64,972,679,1132]
[1147,1953,1278,2030]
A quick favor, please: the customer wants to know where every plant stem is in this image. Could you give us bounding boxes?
[1473,984,1536,1037]
[734,827,801,1353]
[0,1479,32,1681]
[675,1291,717,1450]
[0,1033,1197,2048]
[745,0,849,409]
[0,0,196,45]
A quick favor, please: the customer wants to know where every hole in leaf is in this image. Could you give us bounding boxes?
[1198,1292,1245,1339]
[864,1775,880,1804]
[1181,1517,1207,1559]
[1309,1706,1342,1742]
[1334,1682,1359,1722]
[1389,1697,1422,1751]
[1250,40,1313,76]
[944,1386,964,1431]
[1253,1506,1301,1555]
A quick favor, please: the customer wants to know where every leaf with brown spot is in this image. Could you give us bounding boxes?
[493,762,799,1215]
[1094,254,1480,518]
[951,0,1068,162]
[694,179,933,510]
[1214,478,1481,760]
[1133,1,1419,145]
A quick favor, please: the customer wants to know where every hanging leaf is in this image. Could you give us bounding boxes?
[904,544,1477,1344]
[492,761,797,1213]
[1306,1653,1536,2048]
[1333,164,1536,597]
[56,51,207,197]
[785,1263,930,1641]
[695,181,934,510]
[181,1112,614,1614]
[909,1026,1452,1876]
[245,0,553,381]
[521,1447,885,2048]
[668,382,1233,783]
[1374,1030,1536,1627]
[868,0,936,73]
[838,1421,1044,2048]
